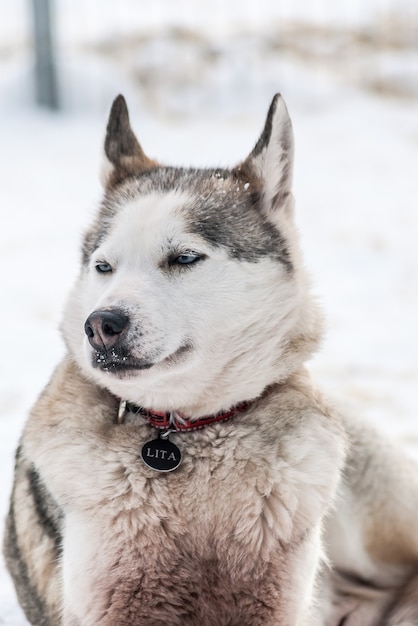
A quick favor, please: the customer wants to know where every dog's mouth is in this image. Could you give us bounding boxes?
[91,343,192,376]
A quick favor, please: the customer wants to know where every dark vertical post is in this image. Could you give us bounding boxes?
[31,0,59,109]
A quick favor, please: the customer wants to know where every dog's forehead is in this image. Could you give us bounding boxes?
[83,166,291,267]
[109,166,251,215]
[105,188,195,256]
[104,166,242,244]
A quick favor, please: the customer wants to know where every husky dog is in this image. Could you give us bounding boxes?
[4,95,418,626]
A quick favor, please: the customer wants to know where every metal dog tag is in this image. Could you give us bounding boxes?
[141,432,182,472]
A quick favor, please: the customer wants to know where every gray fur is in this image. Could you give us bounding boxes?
[83,166,292,269]
[103,94,157,187]
[84,94,293,269]
[3,447,60,626]
[5,94,418,626]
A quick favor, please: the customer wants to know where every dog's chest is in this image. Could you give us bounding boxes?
[60,421,291,625]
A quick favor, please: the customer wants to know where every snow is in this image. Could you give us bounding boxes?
[1,1,417,623]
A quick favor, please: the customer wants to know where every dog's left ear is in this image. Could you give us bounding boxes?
[240,94,294,214]
[101,95,157,188]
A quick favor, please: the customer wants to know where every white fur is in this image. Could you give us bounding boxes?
[6,93,418,626]
[62,512,99,625]
[99,155,113,188]
[250,95,294,214]
[22,369,344,625]
[62,189,317,417]
[6,95,351,626]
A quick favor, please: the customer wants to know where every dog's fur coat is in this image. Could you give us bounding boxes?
[4,95,418,625]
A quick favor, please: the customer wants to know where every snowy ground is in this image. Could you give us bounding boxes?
[1,1,418,623]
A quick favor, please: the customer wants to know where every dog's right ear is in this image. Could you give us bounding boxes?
[101,95,157,188]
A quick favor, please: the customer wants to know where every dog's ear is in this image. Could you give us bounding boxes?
[101,95,157,188]
[240,94,294,214]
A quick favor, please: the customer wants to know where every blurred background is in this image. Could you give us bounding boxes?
[1,1,417,622]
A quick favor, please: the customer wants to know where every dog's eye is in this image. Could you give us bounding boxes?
[95,262,113,274]
[173,253,202,265]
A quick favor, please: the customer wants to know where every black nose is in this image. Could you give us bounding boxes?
[84,309,129,351]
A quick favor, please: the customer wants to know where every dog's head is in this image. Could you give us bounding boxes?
[61,95,322,415]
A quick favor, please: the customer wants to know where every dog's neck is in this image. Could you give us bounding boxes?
[117,399,252,431]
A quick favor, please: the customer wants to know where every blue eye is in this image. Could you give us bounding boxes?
[95,262,113,273]
[174,253,201,265]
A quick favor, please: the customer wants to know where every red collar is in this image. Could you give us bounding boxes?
[117,399,251,432]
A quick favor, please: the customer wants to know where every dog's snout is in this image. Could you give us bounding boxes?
[84,309,129,351]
